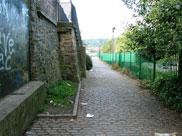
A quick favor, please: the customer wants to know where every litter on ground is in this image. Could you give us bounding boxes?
[81,102,88,106]
[69,100,74,104]
[155,132,177,136]
[86,113,94,118]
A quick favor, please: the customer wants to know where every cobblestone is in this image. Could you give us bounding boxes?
[25,57,182,136]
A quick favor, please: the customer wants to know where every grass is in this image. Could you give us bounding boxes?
[45,80,77,107]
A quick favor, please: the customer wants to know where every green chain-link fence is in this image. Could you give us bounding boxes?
[98,52,156,81]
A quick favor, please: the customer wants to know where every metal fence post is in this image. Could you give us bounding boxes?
[130,52,132,70]
[139,57,142,80]
[153,56,156,81]
[124,52,125,67]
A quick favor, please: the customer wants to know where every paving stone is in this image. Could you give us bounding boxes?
[25,57,182,136]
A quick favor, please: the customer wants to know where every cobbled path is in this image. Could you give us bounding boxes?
[25,57,182,136]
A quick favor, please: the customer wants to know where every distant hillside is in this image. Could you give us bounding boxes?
[83,39,108,47]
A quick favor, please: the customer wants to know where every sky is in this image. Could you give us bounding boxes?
[60,0,136,40]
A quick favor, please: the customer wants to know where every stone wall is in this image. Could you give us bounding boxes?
[57,22,80,82]
[30,0,61,88]
[0,1,62,136]
[0,1,86,136]
[57,22,86,81]
[59,1,86,80]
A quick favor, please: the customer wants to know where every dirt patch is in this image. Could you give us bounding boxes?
[42,96,75,114]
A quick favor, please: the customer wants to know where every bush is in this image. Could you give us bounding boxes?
[152,72,182,112]
[139,80,151,89]
[86,54,93,70]
[113,62,119,70]
[121,67,131,76]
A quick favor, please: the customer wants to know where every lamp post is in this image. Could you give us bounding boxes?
[99,45,101,59]
[98,41,102,59]
[112,27,116,66]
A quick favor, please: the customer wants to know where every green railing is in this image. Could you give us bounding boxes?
[98,52,156,81]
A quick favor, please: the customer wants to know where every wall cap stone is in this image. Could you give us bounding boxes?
[0,81,45,121]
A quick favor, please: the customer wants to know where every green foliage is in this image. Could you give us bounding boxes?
[101,30,133,53]
[115,31,133,53]
[126,24,160,61]
[139,80,151,89]
[101,39,112,53]
[39,105,45,113]
[86,54,93,70]
[152,72,182,112]
[45,80,76,107]
[123,0,182,73]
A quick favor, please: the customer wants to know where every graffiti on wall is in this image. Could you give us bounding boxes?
[0,32,15,71]
[0,0,29,98]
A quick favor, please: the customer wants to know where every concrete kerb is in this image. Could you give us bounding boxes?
[37,81,81,119]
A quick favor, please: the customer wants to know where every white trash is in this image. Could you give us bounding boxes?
[81,102,88,106]
[50,100,53,104]
[155,132,177,136]
[86,113,94,118]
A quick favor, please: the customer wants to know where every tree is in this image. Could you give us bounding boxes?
[148,0,182,77]
[122,0,182,78]
[101,39,112,53]
[101,30,133,53]
[115,30,133,53]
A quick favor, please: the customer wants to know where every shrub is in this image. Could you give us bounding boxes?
[113,62,119,70]
[152,72,182,112]
[139,80,151,89]
[86,54,93,70]
[121,67,130,75]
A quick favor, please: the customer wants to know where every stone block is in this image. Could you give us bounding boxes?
[0,81,45,136]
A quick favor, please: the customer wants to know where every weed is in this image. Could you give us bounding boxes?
[139,80,151,89]
[121,67,130,75]
[113,62,119,70]
[39,105,46,113]
[45,80,77,107]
